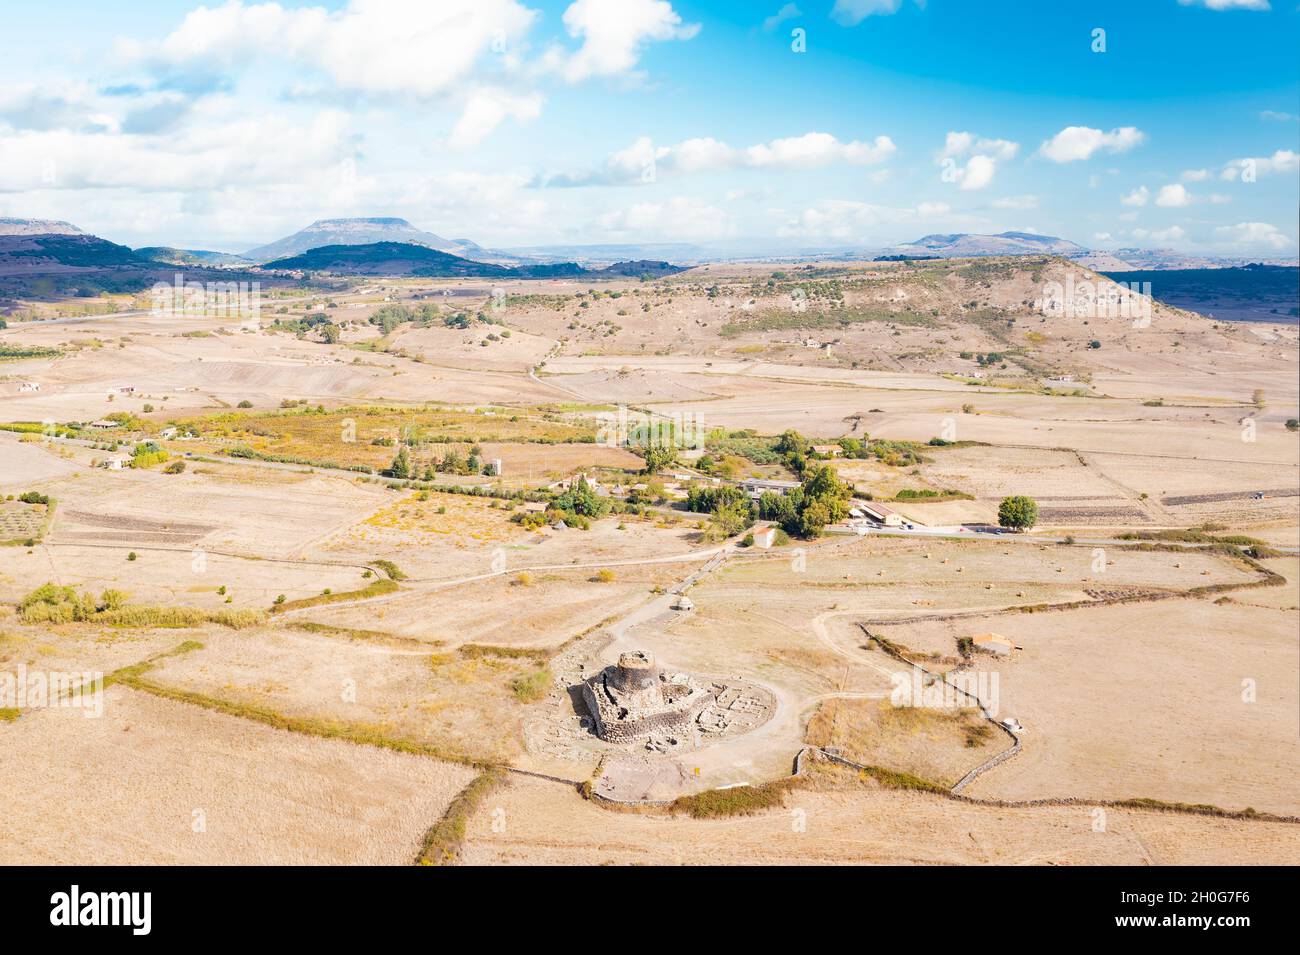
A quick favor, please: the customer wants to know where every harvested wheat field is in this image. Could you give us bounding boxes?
[869,598,1300,815]
[458,768,1300,866]
[0,685,477,865]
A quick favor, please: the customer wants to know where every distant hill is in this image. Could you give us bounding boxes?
[135,247,254,267]
[243,217,529,265]
[263,242,514,277]
[887,231,1087,258]
[0,234,147,274]
[0,217,85,237]
[262,242,687,279]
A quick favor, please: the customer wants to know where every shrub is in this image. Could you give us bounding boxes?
[511,668,552,703]
[163,459,186,474]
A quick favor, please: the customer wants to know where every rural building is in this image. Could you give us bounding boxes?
[860,501,905,527]
[102,454,129,471]
[89,420,117,429]
[672,595,694,611]
[972,632,1015,655]
[811,444,843,457]
[740,478,800,499]
[752,526,778,549]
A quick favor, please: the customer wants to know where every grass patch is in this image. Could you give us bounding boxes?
[849,763,949,794]
[372,558,407,580]
[415,768,506,866]
[719,306,934,338]
[113,668,479,766]
[1112,797,1260,819]
[459,644,550,664]
[17,584,264,629]
[0,707,20,722]
[1118,528,1266,547]
[669,779,793,818]
[509,667,552,703]
[271,577,398,613]
[285,621,421,644]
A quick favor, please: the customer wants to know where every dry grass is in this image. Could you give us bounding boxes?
[416,768,506,865]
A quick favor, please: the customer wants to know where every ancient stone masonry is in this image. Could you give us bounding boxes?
[582,651,714,745]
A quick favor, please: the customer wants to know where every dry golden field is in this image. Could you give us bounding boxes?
[1,258,1296,864]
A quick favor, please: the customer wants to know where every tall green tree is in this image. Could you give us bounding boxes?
[998,495,1038,531]
[389,446,411,479]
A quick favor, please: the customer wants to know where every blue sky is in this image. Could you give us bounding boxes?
[0,0,1296,256]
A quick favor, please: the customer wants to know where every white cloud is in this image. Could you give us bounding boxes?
[1093,232,1113,241]
[957,154,996,190]
[831,0,904,25]
[542,131,895,186]
[778,199,958,242]
[1131,226,1186,243]
[449,88,543,149]
[131,0,698,145]
[1177,0,1269,10]
[597,195,730,239]
[1155,183,1192,207]
[1214,221,1292,249]
[1038,125,1145,162]
[939,131,1018,161]
[1260,110,1298,122]
[560,0,700,83]
[1120,186,1149,207]
[936,131,1018,191]
[0,105,354,193]
[762,3,802,31]
[143,0,538,98]
[1220,149,1299,180]
[1181,168,1210,182]
[744,132,895,167]
[991,195,1039,210]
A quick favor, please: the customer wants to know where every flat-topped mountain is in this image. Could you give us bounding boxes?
[262,241,687,279]
[243,217,523,265]
[262,241,514,277]
[0,217,85,237]
[887,231,1088,258]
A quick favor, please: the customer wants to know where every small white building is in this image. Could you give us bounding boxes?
[860,501,905,527]
[811,444,843,457]
[102,454,129,471]
[739,478,801,500]
[672,595,694,611]
[752,526,778,549]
